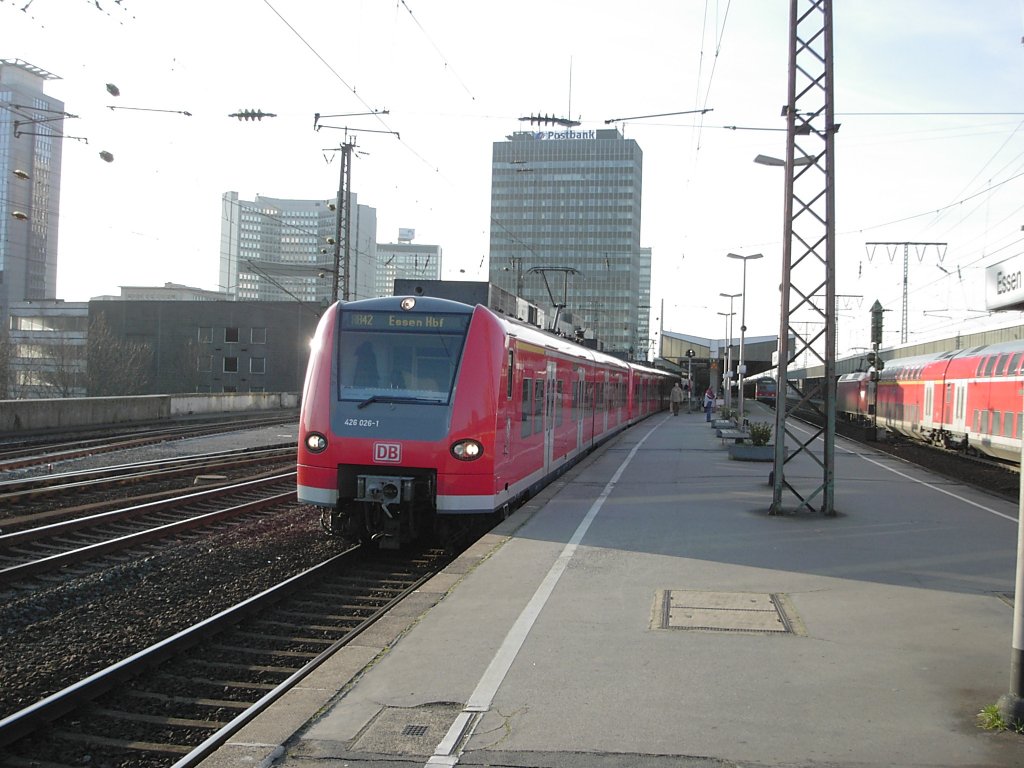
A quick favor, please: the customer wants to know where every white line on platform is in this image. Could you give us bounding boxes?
[425,417,667,766]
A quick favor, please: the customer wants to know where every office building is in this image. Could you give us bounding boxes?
[0,59,64,329]
[638,246,652,360]
[488,127,646,358]
[6,299,87,398]
[375,230,442,297]
[219,192,377,305]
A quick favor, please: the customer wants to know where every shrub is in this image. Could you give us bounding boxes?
[749,421,772,446]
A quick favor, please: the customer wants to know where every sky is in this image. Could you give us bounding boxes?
[4,0,1024,357]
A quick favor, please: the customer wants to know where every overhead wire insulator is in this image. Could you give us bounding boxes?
[229,109,278,121]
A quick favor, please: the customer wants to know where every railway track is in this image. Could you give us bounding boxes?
[0,445,296,519]
[781,401,1020,500]
[0,413,297,473]
[0,473,297,584]
[0,544,452,768]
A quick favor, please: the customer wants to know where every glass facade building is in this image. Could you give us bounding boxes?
[0,60,64,330]
[487,128,648,359]
[219,192,378,305]
[374,240,442,298]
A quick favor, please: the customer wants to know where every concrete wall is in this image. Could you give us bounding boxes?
[169,392,300,416]
[0,392,298,434]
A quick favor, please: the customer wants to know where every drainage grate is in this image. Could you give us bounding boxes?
[653,589,804,635]
[402,724,430,737]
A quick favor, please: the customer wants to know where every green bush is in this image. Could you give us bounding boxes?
[749,422,772,446]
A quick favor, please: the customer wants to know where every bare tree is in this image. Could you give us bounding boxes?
[86,314,154,396]
[36,335,86,397]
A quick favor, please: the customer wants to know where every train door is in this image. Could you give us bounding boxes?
[576,367,585,450]
[949,381,967,436]
[601,370,610,435]
[544,361,556,472]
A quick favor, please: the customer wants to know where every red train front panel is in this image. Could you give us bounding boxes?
[298,296,493,546]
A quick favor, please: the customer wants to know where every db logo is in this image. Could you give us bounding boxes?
[373,443,402,463]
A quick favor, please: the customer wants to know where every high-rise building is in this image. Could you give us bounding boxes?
[375,230,442,297]
[219,192,377,305]
[638,246,652,360]
[488,127,645,358]
[0,59,64,327]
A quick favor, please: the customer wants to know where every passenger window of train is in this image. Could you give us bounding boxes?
[533,379,544,432]
[1004,412,1014,437]
[1017,413,1023,439]
[225,327,239,344]
[997,355,1011,376]
[507,350,514,399]
[983,356,998,377]
[1010,353,1023,375]
[521,379,532,437]
[251,327,267,344]
[556,380,564,426]
[197,327,212,343]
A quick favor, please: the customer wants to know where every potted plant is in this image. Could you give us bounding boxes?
[729,421,775,461]
[749,421,772,446]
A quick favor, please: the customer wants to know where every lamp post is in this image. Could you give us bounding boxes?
[726,253,764,425]
[720,293,740,413]
[716,310,734,410]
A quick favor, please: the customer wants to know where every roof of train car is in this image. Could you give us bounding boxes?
[345,295,665,376]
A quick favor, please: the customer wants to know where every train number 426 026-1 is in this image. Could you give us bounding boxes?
[344,418,380,428]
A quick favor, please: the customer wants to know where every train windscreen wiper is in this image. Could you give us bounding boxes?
[357,394,446,409]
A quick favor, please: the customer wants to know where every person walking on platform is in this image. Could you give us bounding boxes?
[703,386,715,422]
[670,382,684,416]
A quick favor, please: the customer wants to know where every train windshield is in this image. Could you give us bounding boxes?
[337,309,470,406]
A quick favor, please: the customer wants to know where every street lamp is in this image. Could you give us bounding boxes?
[720,293,740,413]
[726,252,764,425]
[754,153,816,167]
[716,309,734,410]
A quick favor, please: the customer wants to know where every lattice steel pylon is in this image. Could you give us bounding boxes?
[770,0,837,516]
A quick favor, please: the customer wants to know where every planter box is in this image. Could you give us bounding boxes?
[728,443,777,462]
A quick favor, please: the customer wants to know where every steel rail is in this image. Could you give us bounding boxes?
[0,472,296,546]
[0,445,295,494]
[170,559,440,767]
[0,414,297,471]
[0,483,296,582]
[0,544,363,748]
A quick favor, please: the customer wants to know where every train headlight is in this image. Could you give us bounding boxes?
[450,439,483,461]
[305,432,328,453]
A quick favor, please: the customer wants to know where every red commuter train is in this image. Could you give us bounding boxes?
[835,340,1024,463]
[297,295,675,547]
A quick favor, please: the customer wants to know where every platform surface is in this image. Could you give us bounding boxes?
[201,403,1024,768]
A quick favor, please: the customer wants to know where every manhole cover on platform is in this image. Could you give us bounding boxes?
[653,589,804,635]
[351,703,463,756]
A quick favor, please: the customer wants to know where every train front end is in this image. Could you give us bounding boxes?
[297,296,493,548]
